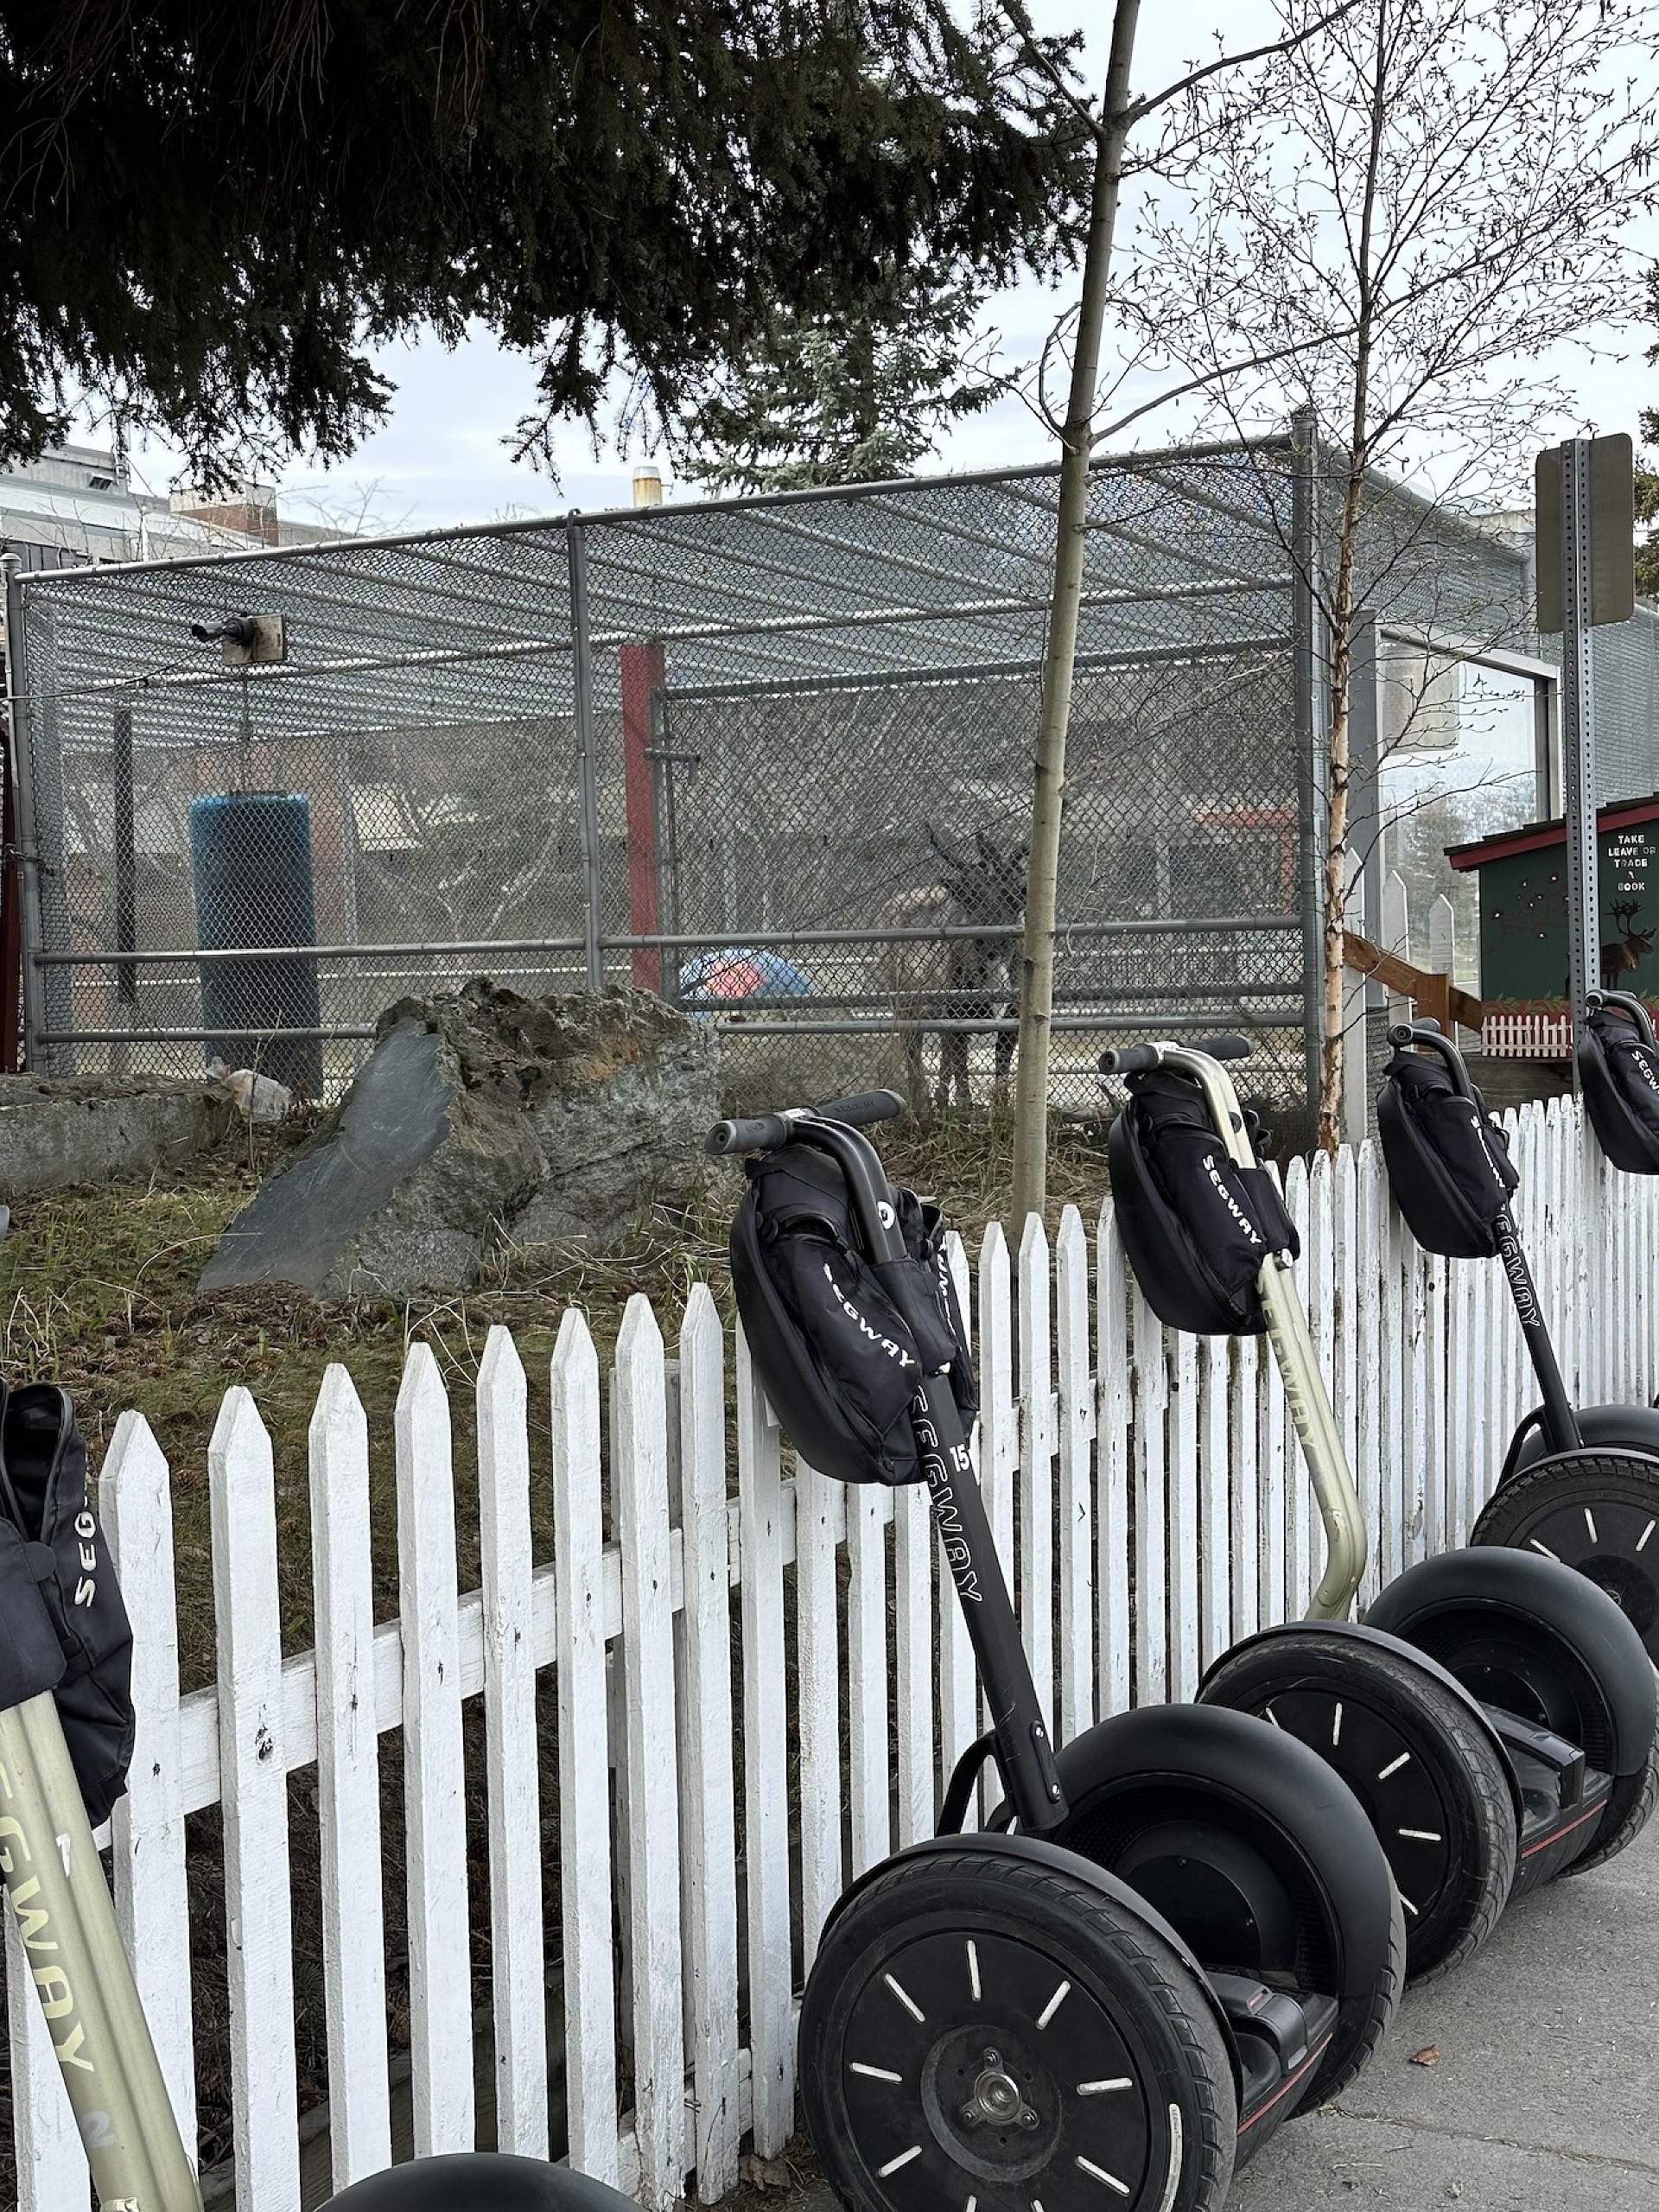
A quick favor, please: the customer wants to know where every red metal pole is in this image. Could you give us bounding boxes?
[620,639,666,993]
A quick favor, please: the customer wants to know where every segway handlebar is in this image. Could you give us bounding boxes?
[1101,1033,1253,1075]
[705,1088,905,1157]
[1388,1018,1473,1094]
[1588,987,1658,1043]
[704,1095,907,1262]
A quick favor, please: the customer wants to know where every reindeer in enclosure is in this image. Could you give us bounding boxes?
[1602,898,1657,989]
[880,825,1028,1117]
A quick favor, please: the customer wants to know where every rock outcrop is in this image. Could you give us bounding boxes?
[200,982,716,1298]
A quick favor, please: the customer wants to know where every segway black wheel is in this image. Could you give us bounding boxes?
[1199,1632,1516,1983]
[321,2155,635,2208]
[1472,1450,1659,1662]
[1369,1541,1659,1877]
[1039,1705,1402,2121]
[800,1848,1237,2212]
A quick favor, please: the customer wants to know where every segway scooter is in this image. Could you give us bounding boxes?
[0,1381,635,2212]
[711,1089,1403,2212]
[1098,1038,1657,1987]
[1377,1016,1659,1666]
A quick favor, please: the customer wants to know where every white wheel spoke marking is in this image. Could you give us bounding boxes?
[878,2146,922,2178]
[965,2199,976,2212]
[1398,1827,1442,1843]
[1155,2106,1185,2212]
[1377,1751,1411,1779]
[1637,1519,1655,1554]
[1077,2153,1132,2195]
[1332,1700,1344,1749]
[967,1941,982,2003]
[1586,1506,1599,1543]
[884,1974,925,2024]
[1077,2077,1135,2096]
[1400,1893,1419,1917]
[1263,1701,1282,1728]
[1530,1537,1560,1560]
[850,2063,903,2083]
[1037,1980,1072,2030]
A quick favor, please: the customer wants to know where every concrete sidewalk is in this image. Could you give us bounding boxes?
[793,1824,1659,2211]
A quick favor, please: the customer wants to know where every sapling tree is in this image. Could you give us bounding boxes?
[1108,0,1659,1148]
[1001,0,1366,1223]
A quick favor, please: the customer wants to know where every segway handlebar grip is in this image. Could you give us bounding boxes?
[1101,1044,1161,1075]
[1389,1019,1472,1093]
[705,1112,793,1156]
[812,1088,906,1129]
[1191,1034,1253,1062]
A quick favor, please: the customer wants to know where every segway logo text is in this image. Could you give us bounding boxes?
[73,1510,98,1610]
[1202,1154,1262,1245]
[916,1418,981,1603]
[823,1265,915,1367]
[1463,1105,1510,1196]
[1497,1233,1540,1326]
[0,1775,94,2081]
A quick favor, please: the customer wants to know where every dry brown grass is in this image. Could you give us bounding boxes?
[0,1106,1112,1693]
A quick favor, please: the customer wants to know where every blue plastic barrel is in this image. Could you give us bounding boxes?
[190,792,323,1096]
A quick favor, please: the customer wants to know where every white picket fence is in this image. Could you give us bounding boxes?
[1484,1009,1573,1059]
[5,1098,1658,2210]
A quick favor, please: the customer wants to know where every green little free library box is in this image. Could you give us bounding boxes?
[1446,791,1659,1002]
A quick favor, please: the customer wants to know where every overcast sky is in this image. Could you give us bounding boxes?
[118,4,1658,534]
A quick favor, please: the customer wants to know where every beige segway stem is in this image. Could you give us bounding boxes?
[0,1691,202,2210]
[1145,1044,1369,1620]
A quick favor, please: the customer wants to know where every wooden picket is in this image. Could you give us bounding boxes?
[211,1389,302,2212]
[308,1367,393,2189]
[675,1289,741,2202]
[7,1093,1656,2211]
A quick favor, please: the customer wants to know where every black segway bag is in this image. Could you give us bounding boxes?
[1106,1070,1298,1336]
[0,1385,135,1825]
[1578,1004,1659,1174]
[1376,1051,1518,1259]
[730,1144,976,1486]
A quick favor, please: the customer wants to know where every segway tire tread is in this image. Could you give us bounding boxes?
[1300,1880,1406,2112]
[1407,1678,1517,1981]
[1567,1710,1659,1875]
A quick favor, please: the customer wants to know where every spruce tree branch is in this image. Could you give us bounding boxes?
[990,0,1103,139]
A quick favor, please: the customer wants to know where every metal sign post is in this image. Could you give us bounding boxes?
[1536,431,1635,1053]
[1560,439,1600,1026]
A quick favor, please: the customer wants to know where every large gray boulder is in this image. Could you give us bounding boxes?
[0,1074,234,1198]
[200,982,716,1299]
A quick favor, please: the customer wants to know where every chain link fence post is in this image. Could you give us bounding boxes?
[2,554,48,1071]
[567,518,606,988]
[1290,408,1329,1112]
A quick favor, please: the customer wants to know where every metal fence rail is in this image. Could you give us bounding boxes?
[10,434,1656,1117]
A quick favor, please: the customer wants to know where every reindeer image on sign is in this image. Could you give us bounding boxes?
[1602,898,1657,990]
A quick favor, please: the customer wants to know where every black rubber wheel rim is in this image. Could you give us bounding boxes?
[801,1851,1237,2212]
[1474,1459,1659,1662]
[1199,1636,1516,1982]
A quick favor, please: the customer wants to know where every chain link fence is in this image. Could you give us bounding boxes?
[12,435,1656,1122]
